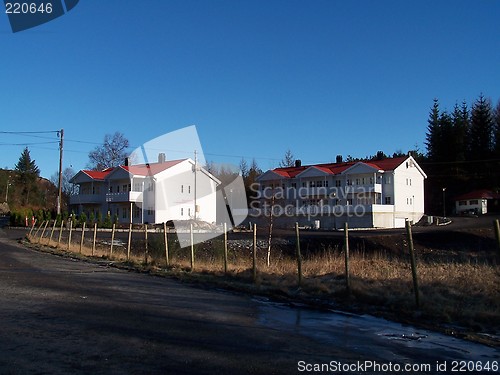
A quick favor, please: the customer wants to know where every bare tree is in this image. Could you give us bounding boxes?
[88,132,130,171]
[51,167,77,196]
[279,149,295,168]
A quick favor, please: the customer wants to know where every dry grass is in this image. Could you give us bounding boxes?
[27,233,500,336]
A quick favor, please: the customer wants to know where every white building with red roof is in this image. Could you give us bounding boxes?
[69,156,220,225]
[454,189,500,215]
[255,155,427,229]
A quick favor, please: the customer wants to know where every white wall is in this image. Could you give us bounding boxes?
[153,160,217,224]
[393,158,425,223]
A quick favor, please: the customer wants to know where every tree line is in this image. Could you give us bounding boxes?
[423,94,500,214]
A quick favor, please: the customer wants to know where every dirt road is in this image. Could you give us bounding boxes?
[0,229,498,374]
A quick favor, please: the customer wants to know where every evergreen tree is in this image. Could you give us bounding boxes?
[239,158,249,180]
[15,147,40,205]
[246,158,262,205]
[451,101,469,162]
[438,111,454,161]
[425,99,441,161]
[493,99,500,158]
[468,94,494,161]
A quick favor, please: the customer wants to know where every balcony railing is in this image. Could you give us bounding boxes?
[345,183,382,194]
[69,194,104,205]
[105,191,143,203]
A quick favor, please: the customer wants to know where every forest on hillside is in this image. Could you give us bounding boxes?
[421,94,500,215]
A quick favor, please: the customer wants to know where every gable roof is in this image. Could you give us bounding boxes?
[74,159,187,182]
[81,168,114,180]
[120,159,185,176]
[454,189,500,201]
[267,156,410,179]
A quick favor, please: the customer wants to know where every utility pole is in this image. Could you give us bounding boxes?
[193,150,197,221]
[57,129,64,215]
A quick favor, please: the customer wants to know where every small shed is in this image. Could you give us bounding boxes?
[454,189,500,215]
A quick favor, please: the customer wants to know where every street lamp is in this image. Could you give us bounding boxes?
[442,187,446,218]
[5,181,11,203]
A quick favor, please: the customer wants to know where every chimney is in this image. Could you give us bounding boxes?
[124,157,129,166]
[336,155,343,163]
[158,153,166,163]
[295,159,302,167]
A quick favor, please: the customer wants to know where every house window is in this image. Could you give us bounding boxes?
[369,177,374,184]
[109,186,113,193]
[122,208,127,219]
[188,208,191,217]
[117,185,120,193]
[335,180,341,187]
[346,179,352,186]
[181,185,184,193]
[181,208,184,216]
[385,197,392,204]
[188,185,191,194]
[123,184,128,192]
[147,207,154,216]
[384,176,391,184]
[291,182,297,189]
[469,200,479,205]
[133,206,141,218]
[459,201,467,206]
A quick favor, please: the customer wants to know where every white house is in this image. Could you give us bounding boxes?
[70,156,220,224]
[255,155,427,229]
[454,190,500,215]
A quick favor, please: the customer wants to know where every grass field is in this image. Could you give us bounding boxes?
[26,224,500,346]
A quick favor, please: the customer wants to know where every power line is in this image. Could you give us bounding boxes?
[0,130,59,134]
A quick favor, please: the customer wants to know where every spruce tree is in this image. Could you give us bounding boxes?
[493,99,500,158]
[15,147,40,205]
[469,94,494,161]
[451,101,469,162]
[425,99,441,161]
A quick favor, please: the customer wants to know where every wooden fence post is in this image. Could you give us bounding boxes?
[67,220,73,251]
[344,222,351,293]
[223,222,228,274]
[252,223,257,283]
[405,219,420,308]
[39,221,49,244]
[163,222,169,267]
[34,221,44,239]
[110,223,116,258]
[295,222,303,287]
[127,223,132,261]
[144,224,148,264]
[57,221,63,248]
[190,224,195,271]
[494,219,500,256]
[49,219,57,246]
[28,220,36,238]
[92,222,97,256]
[80,222,86,254]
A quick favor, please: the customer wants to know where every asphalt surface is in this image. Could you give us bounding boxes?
[0,227,498,374]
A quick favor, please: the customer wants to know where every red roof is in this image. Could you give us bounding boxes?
[82,159,186,180]
[271,156,408,178]
[455,189,500,201]
[121,159,184,176]
[82,169,113,180]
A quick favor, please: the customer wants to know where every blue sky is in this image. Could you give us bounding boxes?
[1,0,499,178]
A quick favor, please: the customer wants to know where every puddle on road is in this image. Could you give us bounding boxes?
[254,298,499,363]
